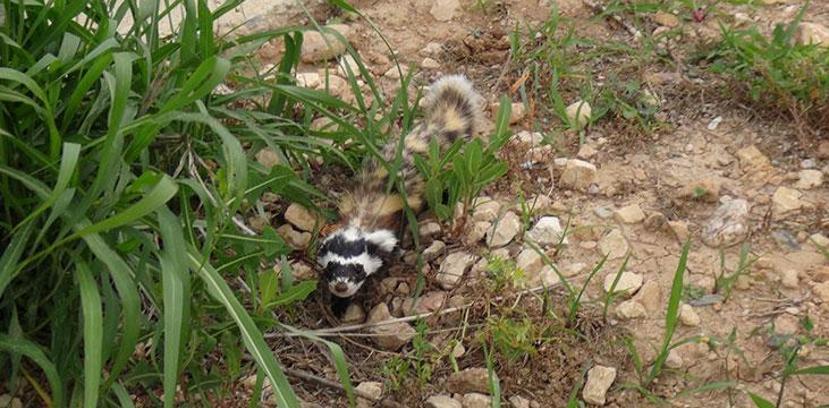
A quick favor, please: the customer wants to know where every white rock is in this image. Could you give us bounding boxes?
[577,144,598,159]
[383,65,409,80]
[702,199,749,248]
[634,280,661,312]
[604,271,644,296]
[355,382,383,408]
[465,221,491,246]
[256,148,281,168]
[366,303,416,350]
[613,204,646,224]
[473,198,502,222]
[447,368,491,394]
[462,393,492,408]
[420,221,442,240]
[536,266,561,287]
[276,224,311,250]
[526,216,568,246]
[422,42,443,56]
[565,100,592,129]
[295,72,321,88]
[812,282,829,302]
[796,170,823,190]
[301,24,351,63]
[772,187,804,217]
[514,130,544,145]
[707,116,723,130]
[559,159,597,191]
[736,145,771,171]
[666,349,684,369]
[668,220,690,242]
[509,102,526,124]
[795,22,829,46]
[422,57,441,69]
[582,365,617,405]
[487,211,521,248]
[288,261,316,281]
[341,304,366,324]
[641,88,661,108]
[679,304,701,327]
[780,269,799,289]
[616,299,647,320]
[401,291,448,316]
[509,396,531,408]
[774,314,800,336]
[0,396,22,408]
[598,229,629,260]
[516,248,544,277]
[426,395,462,408]
[284,203,319,232]
[562,262,587,277]
[423,240,447,261]
[438,252,478,289]
[809,233,829,248]
[452,342,466,358]
[430,0,459,21]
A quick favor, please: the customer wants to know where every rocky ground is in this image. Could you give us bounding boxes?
[239,0,829,407]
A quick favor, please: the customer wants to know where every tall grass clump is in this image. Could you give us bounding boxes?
[0,0,399,405]
[703,1,829,136]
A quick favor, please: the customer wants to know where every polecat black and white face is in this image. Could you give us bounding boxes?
[317,226,398,298]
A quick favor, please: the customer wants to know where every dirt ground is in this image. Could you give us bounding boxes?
[248,0,829,407]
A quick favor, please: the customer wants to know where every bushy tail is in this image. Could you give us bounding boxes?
[342,75,484,231]
[419,74,484,147]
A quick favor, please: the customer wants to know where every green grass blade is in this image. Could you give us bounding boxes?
[793,365,829,375]
[157,208,191,408]
[111,383,137,408]
[0,221,34,298]
[76,261,104,408]
[12,142,80,233]
[647,239,690,385]
[78,227,141,393]
[281,325,355,407]
[187,249,299,407]
[487,95,513,153]
[748,392,775,408]
[0,334,64,407]
[75,175,178,239]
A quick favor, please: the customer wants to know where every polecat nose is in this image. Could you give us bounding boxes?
[334,282,348,293]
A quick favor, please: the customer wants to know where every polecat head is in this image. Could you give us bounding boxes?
[317,226,398,298]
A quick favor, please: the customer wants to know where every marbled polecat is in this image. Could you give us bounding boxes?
[317,75,484,300]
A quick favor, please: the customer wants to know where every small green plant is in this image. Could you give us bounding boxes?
[415,98,511,230]
[485,255,525,291]
[566,254,608,326]
[692,186,709,200]
[714,243,756,302]
[411,319,435,384]
[703,1,829,135]
[381,356,410,392]
[749,315,829,407]
[602,253,631,320]
[645,239,691,387]
[378,320,438,389]
[683,283,708,302]
[594,78,662,134]
[483,316,538,361]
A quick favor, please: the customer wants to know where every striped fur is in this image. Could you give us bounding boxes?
[318,75,483,298]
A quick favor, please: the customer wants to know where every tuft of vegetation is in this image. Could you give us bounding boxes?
[0,0,405,404]
[703,2,829,137]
